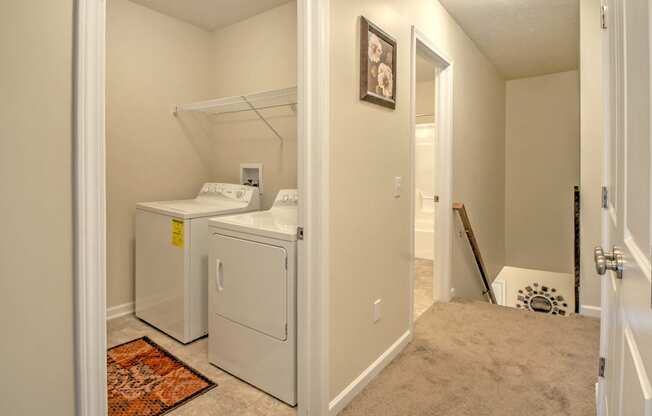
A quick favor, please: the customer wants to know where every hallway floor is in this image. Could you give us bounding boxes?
[341,300,600,416]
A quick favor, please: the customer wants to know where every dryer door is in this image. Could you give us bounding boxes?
[210,234,287,341]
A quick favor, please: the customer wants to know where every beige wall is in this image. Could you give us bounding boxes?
[0,1,76,414]
[415,79,435,125]
[505,71,580,274]
[579,0,603,308]
[329,0,506,399]
[209,1,298,209]
[211,2,297,98]
[107,0,216,308]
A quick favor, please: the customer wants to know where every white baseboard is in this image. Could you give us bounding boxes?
[580,304,601,318]
[329,330,411,415]
[106,302,134,320]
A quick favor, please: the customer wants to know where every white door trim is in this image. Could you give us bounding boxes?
[74,0,107,415]
[409,26,455,331]
[73,0,330,414]
[297,0,331,414]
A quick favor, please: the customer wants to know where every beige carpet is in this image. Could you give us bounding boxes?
[341,300,600,416]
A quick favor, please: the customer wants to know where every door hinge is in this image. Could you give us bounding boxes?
[602,186,609,209]
[297,226,304,240]
[599,357,606,377]
[601,5,608,30]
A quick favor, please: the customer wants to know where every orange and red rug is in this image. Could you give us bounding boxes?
[108,336,216,416]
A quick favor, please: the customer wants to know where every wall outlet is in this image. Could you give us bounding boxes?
[373,299,382,323]
[393,176,402,198]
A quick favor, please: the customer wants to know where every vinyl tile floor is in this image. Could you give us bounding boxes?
[414,258,435,319]
[107,316,297,416]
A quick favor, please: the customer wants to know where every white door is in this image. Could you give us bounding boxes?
[598,1,652,415]
[210,234,288,341]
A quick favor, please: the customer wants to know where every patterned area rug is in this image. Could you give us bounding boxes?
[108,336,216,416]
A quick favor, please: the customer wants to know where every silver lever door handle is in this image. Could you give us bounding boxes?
[594,246,624,279]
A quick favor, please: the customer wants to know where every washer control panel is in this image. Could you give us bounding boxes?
[273,189,299,206]
[199,183,254,202]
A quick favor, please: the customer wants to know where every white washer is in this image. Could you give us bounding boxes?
[207,189,298,406]
[135,183,260,344]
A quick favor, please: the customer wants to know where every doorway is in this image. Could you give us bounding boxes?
[409,28,454,327]
[73,1,329,415]
[412,46,437,319]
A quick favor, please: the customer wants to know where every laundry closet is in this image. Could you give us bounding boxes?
[106,0,299,412]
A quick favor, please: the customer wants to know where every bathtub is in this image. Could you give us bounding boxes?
[415,190,435,260]
[414,123,436,261]
[415,218,434,260]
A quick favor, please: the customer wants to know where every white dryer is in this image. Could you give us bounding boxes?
[135,183,260,344]
[207,189,298,405]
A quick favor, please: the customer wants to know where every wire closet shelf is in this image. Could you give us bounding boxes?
[173,86,297,143]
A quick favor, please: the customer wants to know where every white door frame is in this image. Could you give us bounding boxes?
[74,1,107,414]
[73,0,330,415]
[297,0,331,414]
[409,27,455,329]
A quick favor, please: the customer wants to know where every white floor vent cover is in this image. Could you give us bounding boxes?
[516,283,569,316]
[493,267,575,316]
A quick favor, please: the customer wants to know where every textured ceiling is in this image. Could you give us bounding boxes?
[439,0,579,79]
[129,0,292,31]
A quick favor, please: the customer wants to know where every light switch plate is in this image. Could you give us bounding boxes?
[393,176,402,198]
[373,299,382,323]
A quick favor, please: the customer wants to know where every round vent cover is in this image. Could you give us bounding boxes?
[516,283,568,316]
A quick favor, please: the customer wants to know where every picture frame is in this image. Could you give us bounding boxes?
[360,16,397,109]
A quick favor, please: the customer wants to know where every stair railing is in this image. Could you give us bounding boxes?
[453,203,497,304]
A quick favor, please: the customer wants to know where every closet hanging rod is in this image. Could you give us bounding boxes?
[173,86,297,115]
[202,102,296,116]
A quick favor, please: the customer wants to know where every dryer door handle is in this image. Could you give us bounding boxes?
[215,259,224,291]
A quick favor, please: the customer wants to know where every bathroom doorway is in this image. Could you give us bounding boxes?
[413,47,438,319]
[409,28,454,325]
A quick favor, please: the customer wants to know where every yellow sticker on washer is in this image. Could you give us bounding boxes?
[171,219,184,248]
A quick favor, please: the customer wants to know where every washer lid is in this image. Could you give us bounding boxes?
[209,206,298,241]
[136,199,251,219]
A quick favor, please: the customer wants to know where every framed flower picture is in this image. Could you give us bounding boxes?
[360,16,397,109]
